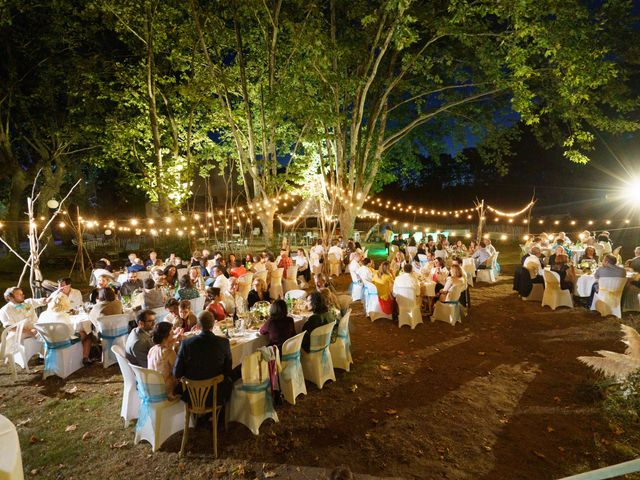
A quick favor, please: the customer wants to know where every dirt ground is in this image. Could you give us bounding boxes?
[2,261,640,479]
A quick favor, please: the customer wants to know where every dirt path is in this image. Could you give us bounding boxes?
[2,271,640,480]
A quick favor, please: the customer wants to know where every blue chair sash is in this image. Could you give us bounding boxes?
[44,337,81,375]
[240,379,274,415]
[281,351,301,381]
[337,330,351,357]
[309,338,331,366]
[101,325,129,362]
[135,381,168,431]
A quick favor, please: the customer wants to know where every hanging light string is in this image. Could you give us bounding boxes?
[485,201,535,217]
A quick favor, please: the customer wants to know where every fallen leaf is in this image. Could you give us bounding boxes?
[553,396,561,403]
[30,469,38,475]
[349,384,358,393]
[16,418,31,427]
[384,408,397,415]
[178,463,185,471]
[82,431,91,441]
[371,418,379,424]
[67,386,78,394]
[499,418,509,424]
[558,447,565,453]
[612,425,625,435]
[379,364,391,371]
[214,466,228,478]
[230,464,245,477]
[110,440,129,449]
[533,450,546,459]
[29,435,39,444]
[547,426,555,433]
[478,352,486,356]
[264,471,277,478]
[65,424,77,432]
[483,445,492,452]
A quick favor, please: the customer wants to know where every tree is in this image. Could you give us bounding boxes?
[306,0,640,236]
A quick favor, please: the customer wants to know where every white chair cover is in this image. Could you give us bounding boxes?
[229,350,279,435]
[329,310,353,371]
[0,329,18,382]
[96,313,130,368]
[189,296,205,314]
[362,281,391,322]
[349,266,363,302]
[283,266,299,293]
[280,332,307,405]
[395,286,423,329]
[541,270,573,310]
[0,414,24,480]
[254,270,268,285]
[387,245,399,261]
[336,295,352,315]
[328,254,341,277]
[33,322,83,379]
[462,257,476,287]
[591,276,627,319]
[11,319,43,372]
[476,253,498,284]
[269,268,284,300]
[431,284,465,326]
[301,321,336,389]
[309,252,322,275]
[522,283,544,302]
[236,273,254,302]
[284,290,307,301]
[575,274,595,297]
[131,365,189,452]
[406,246,418,260]
[111,345,140,426]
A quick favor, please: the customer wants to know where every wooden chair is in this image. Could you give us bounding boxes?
[179,375,225,458]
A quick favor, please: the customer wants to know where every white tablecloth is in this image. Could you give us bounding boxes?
[420,281,437,297]
[70,313,94,335]
[575,274,595,297]
[0,415,23,480]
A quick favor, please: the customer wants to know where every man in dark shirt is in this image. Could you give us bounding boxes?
[174,311,233,404]
[125,309,156,368]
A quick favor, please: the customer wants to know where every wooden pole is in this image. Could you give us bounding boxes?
[476,198,485,242]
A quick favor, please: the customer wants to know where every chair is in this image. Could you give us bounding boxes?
[229,351,279,435]
[12,320,43,372]
[418,254,429,269]
[189,296,205,314]
[269,268,284,299]
[522,283,544,302]
[0,329,18,382]
[131,365,190,452]
[301,321,336,389]
[0,414,23,480]
[395,286,423,329]
[96,313,130,368]
[542,270,573,310]
[33,322,83,380]
[284,290,307,301]
[111,345,140,426]
[254,270,268,285]
[362,281,392,322]
[431,284,466,326]
[476,254,498,284]
[236,273,254,301]
[336,294,352,315]
[329,310,353,371]
[462,258,476,287]
[283,266,299,293]
[387,244,399,261]
[179,375,225,458]
[349,266,363,302]
[591,276,627,319]
[328,254,341,277]
[280,332,307,405]
[406,246,418,261]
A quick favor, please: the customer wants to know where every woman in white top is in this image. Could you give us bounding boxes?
[429,257,449,290]
[295,248,311,283]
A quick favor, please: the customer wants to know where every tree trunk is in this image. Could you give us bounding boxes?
[338,205,358,239]
[258,210,275,246]
[5,169,27,247]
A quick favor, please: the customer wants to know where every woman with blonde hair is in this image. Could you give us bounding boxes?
[247,277,270,308]
[373,261,395,316]
[390,251,406,276]
[189,266,206,293]
[437,264,467,303]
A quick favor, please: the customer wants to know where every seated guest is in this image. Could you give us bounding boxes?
[434,242,448,260]
[472,240,491,269]
[127,258,146,273]
[174,274,200,301]
[393,264,420,300]
[189,266,206,293]
[144,250,161,268]
[205,287,227,321]
[551,253,576,291]
[295,248,311,285]
[164,253,180,266]
[328,240,344,264]
[625,247,640,273]
[579,246,598,266]
[1,287,49,337]
[173,299,197,332]
[547,246,565,271]
[90,275,116,303]
[163,265,179,288]
[247,278,270,309]
[348,252,362,279]
[523,246,544,284]
[96,258,114,273]
[38,294,93,366]
[373,261,395,317]
[277,248,294,279]
[125,309,156,367]
[454,240,468,254]
[597,232,613,255]
[252,254,267,272]
[174,311,233,405]
[318,287,342,317]
[125,252,138,268]
[89,287,124,323]
[484,238,497,257]
[389,251,406,276]
[163,298,180,327]
[150,267,167,287]
[229,260,247,279]
[56,277,83,310]
[589,254,627,305]
[120,271,143,298]
[581,230,596,246]
[142,277,165,309]
[207,265,231,295]
[358,258,375,283]
[301,292,336,353]
[147,321,178,398]
[437,265,467,303]
[429,257,449,293]
[259,299,295,350]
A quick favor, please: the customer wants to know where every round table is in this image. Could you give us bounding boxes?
[0,415,23,480]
